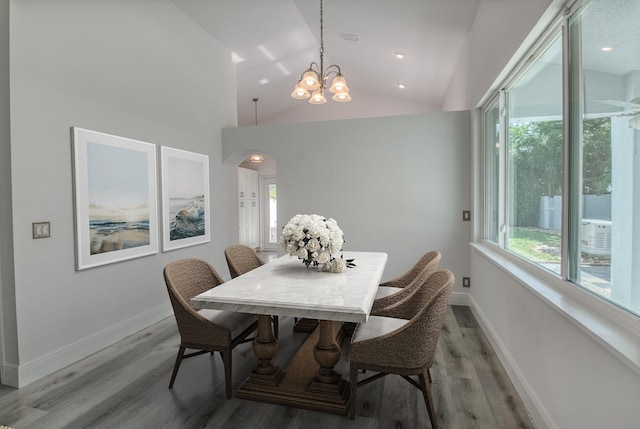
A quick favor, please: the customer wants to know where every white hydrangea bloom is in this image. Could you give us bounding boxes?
[316,250,331,264]
[306,238,321,252]
[280,213,347,271]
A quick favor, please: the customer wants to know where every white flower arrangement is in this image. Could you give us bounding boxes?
[279,214,355,273]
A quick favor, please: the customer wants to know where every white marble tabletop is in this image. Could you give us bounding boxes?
[190,251,387,323]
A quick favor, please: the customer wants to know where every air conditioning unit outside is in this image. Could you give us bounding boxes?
[581,219,612,256]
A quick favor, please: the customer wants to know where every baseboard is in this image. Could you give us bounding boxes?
[1,362,19,387]
[449,290,471,306]
[13,303,172,388]
[467,294,556,429]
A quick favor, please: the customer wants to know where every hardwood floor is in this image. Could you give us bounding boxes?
[0,306,534,429]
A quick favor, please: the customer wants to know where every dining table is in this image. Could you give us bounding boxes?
[190,251,387,415]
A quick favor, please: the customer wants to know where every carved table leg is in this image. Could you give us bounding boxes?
[308,320,348,397]
[313,320,341,383]
[246,314,283,385]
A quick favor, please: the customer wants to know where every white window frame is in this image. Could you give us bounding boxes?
[476,0,640,376]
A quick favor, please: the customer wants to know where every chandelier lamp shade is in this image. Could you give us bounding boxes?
[290,0,351,104]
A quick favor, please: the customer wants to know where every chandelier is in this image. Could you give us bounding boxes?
[290,0,351,104]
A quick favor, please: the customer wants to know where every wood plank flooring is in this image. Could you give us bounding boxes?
[0,306,535,429]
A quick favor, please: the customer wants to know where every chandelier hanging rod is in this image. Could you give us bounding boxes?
[290,0,351,104]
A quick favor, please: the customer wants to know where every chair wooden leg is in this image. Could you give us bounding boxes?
[349,362,358,420]
[419,370,438,429]
[222,348,232,399]
[169,346,186,388]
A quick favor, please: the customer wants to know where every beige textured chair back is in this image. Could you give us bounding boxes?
[164,258,228,347]
[371,251,441,317]
[225,245,265,278]
[349,269,454,425]
[406,270,454,369]
[352,269,454,371]
[163,258,258,397]
[379,250,441,288]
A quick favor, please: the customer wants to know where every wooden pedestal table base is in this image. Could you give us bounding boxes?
[236,319,349,415]
[293,317,319,333]
[244,315,283,386]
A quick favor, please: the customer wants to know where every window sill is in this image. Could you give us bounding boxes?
[471,242,640,377]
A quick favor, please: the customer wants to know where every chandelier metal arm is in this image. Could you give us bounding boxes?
[298,64,341,89]
[322,64,342,79]
[310,62,322,75]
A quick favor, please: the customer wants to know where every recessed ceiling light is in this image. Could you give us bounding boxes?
[397,83,405,89]
[259,78,269,85]
[394,51,405,59]
[602,46,613,52]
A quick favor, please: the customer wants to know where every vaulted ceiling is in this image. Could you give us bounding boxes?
[172,0,481,126]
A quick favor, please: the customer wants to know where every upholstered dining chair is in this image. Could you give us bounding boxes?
[224,244,265,279]
[370,250,441,317]
[349,269,454,428]
[164,258,258,399]
[224,244,279,338]
[379,250,441,289]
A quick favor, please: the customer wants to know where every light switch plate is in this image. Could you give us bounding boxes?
[463,210,471,221]
[32,222,50,239]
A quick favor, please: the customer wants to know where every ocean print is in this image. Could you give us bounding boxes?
[169,196,206,240]
[87,142,150,254]
[167,156,206,241]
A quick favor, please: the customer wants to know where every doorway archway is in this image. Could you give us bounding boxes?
[231,151,276,251]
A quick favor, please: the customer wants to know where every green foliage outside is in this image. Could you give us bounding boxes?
[508,117,611,227]
[582,118,612,194]
[508,120,563,227]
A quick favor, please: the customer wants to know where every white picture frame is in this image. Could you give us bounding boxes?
[160,146,210,251]
[72,127,158,270]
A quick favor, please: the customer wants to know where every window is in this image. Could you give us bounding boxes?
[483,0,640,316]
[568,0,639,315]
[484,99,500,244]
[506,35,564,275]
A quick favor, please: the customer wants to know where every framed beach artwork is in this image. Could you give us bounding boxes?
[72,127,158,270]
[160,146,210,251]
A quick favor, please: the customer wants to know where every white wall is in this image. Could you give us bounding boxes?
[222,112,472,298]
[465,1,640,428]
[6,0,237,386]
[0,0,19,386]
[471,249,640,428]
[442,40,470,112]
[443,0,555,110]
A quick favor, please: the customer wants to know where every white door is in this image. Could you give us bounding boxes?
[238,167,260,248]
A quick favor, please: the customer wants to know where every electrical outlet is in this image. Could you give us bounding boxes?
[32,222,51,239]
[463,210,471,221]
[462,277,470,288]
